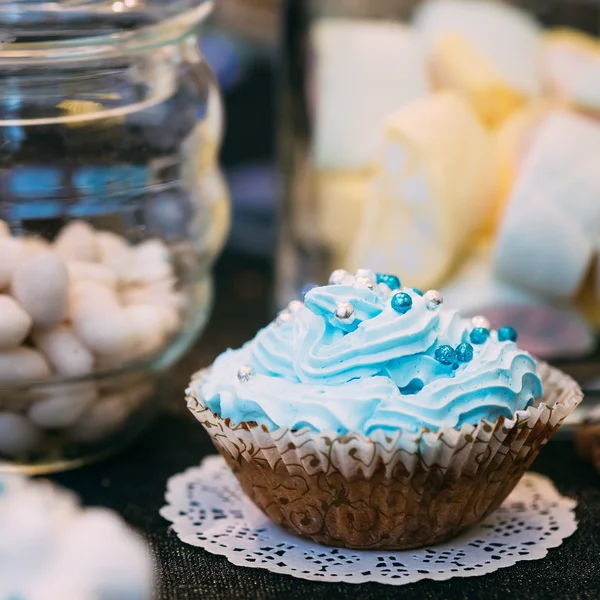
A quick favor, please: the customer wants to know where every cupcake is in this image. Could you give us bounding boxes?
[187,269,582,550]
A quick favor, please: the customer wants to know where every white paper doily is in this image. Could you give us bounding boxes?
[160,455,578,585]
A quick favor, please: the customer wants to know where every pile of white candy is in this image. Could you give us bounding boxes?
[0,220,185,457]
[0,474,153,600]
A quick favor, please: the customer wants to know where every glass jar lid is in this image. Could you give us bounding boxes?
[0,0,213,60]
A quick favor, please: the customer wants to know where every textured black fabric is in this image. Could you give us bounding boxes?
[51,255,600,600]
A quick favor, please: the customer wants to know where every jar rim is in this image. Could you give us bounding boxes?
[0,0,213,63]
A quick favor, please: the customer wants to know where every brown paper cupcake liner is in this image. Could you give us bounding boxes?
[186,362,582,550]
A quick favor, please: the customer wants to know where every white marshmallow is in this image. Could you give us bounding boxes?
[570,62,600,113]
[66,261,117,289]
[68,395,131,443]
[494,111,600,298]
[0,413,41,456]
[495,200,593,300]
[29,383,98,429]
[490,102,549,230]
[414,0,542,97]
[311,19,429,170]
[51,509,154,600]
[0,476,152,600]
[442,243,546,314]
[32,325,94,378]
[0,295,32,350]
[541,29,600,109]
[11,252,69,328]
[54,221,99,262]
[0,347,51,383]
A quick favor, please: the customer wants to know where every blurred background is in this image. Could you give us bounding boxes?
[1,0,600,473]
[204,0,279,259]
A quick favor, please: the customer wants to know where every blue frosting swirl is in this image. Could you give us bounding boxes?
[198,273,542,436]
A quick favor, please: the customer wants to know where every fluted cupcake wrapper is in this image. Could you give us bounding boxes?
[187,362,582,550]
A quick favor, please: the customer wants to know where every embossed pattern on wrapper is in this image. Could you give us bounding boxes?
[161,455,578,585]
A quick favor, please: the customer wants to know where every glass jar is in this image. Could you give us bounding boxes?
[278,0,600,386]
[0,0,229,473]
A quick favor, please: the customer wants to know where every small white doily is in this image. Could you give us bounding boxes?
[160,455,578,585]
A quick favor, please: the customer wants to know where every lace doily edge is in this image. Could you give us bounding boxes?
[160,461,579,585]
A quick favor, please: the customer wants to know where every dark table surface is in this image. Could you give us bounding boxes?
[52,254,600,600]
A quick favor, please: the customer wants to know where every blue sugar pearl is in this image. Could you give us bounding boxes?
[456,342,474,363]
[435,345,457,366]
[470,327,490,345]
[413,288,424,296]
[391,292,412,314]
[376,273,401,290]
[498,326,518,342]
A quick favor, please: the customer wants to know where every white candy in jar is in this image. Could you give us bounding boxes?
[0,237,22,290]
[32,325,94,378]
[68,394,132,443]
[53,220,99,262]
[0,413,41,456]
[0,295,32,350]
[28,382,98,429]
[11,252,69,328]
[96,230,130,262]
[125,304,169,357]
[119,239,173,285]
[66,261,118,290]
[21,237,50,257]
[0,347,51,383]
[70,281,137,359]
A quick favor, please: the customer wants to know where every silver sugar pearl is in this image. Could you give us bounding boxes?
[335,301,356,324]
[472,315,491,330]
[355,269,377,286]
[329,269,352,286]
[288,300,304,314]
[424,290,443,311]
[354,276,375,291]
[237,365,254,383]
[276,310,294,326]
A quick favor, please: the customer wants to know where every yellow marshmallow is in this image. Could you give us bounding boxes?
[431,34,526,128]
[314,171,371,269]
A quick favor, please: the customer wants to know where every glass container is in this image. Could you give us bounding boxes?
[0,0,229,473]
[278,0,600,393]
